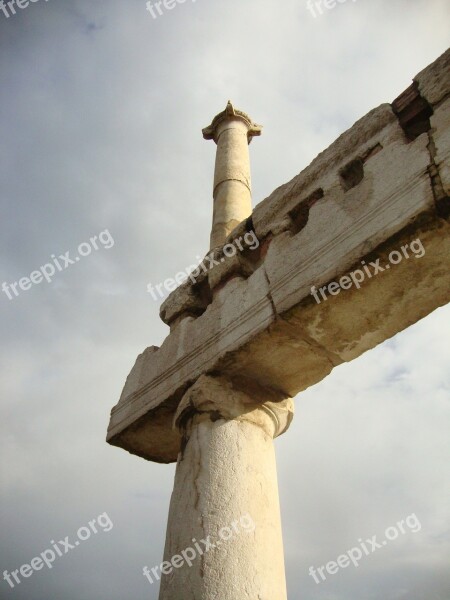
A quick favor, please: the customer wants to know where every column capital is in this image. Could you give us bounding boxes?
[202,101,263,144]
[174,375,294,440]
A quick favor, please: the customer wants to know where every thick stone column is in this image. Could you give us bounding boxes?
[158,375,293,600]
[203,102,262,249]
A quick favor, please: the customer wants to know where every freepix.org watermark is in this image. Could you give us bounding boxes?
[0,0,48,19]
[147,230,259,301]
[2,512,113,589]
[306,0,358,19]
[2,229,115,301]
[310,238,425,304]
[146,0,196,20]
[309,513,422,584]
[143,513,256,586]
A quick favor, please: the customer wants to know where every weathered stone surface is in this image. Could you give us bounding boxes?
[107,52,450,464]
[207,248,244,290]
[263,129,434,313]
[159,221,262,325]
[204,101,262,249]
[207,242,258,291]
[159,275,209,327]
[220,317,340,398]
[431,98,450,198]
[252,104,398,239]
[415,48,450,107]
[108,268,275,461]
[281,216,450,363]
[174,375,293,440]
[159,375,292,600]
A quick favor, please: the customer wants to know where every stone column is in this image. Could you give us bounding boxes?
[203,102,262,249]
[158,375,294,600]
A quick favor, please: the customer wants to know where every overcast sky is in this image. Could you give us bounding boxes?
[1,1,449,599]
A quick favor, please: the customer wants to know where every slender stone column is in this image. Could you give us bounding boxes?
[203,102,262,249]
[158,375,294,600]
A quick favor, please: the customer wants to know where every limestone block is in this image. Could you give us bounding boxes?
[282,217,450,362]
[221,317,340,398]
[119,346,159,401]
[207,249,241,290]
[159,275,209,326]
[415,48,450,107]
[431,97,450,197]
[264,131,434,314]
[252,104,399,239]
[107,268,275,461]
[207,245,256,291]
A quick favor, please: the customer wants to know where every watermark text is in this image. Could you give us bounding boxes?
[3,512,113,589]
[143,513,255,585]
[310,238,425,304]
[309,513,421,584]
[2,229,115,301]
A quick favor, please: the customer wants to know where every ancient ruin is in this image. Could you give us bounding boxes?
[107,49,450,599]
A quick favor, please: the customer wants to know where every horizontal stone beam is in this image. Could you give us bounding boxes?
[107,49,450,463]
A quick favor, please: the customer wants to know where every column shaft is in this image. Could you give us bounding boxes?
[211,120,253,249]
[158,375,293,600]
[203,102,262,250]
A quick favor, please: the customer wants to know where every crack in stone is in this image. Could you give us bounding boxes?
[426,129,450,218]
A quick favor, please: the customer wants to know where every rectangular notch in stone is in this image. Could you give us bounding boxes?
[392,82,433,141]
[288,188,324,235]
[339,158,365,192]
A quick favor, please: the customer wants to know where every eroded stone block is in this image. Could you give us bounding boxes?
[415,48,450,107]
[431,97,450,198]
[263,132,434,314]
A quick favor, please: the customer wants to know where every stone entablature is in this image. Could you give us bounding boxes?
[107,49,450,464]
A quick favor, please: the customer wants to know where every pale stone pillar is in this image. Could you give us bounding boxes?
[158,375,293,600]
[203,102,262,249]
